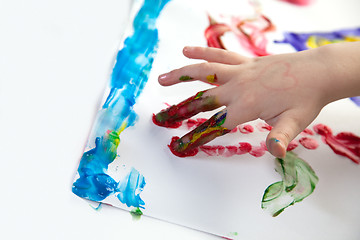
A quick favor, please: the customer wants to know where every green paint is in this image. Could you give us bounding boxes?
[130,207,143,221]
[261,151,318,217]
[179,75,193,81]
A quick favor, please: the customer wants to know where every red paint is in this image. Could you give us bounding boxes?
[238,142,253,155]
[152,114,182,128]
[204,16,231,49]
[249,141,267,157]
[204,14,274,56]
[299,137,319,150]
[168,136,199,157]
[230,127,238,133]
[287,140,299,151]
[238,124,254,134]
[199,142,252,157]
[313,124,360,164]
[256,122,273,132]
[186,118,207,129]
[301,128,314,136]
[225,145,238,157]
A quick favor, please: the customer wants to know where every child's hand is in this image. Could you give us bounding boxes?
[154,44,360,158]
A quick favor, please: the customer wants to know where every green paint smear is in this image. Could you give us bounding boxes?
[261,151,319,217]
[179,75,193,81]
[130,207,143,221]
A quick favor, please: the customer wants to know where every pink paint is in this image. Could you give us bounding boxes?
[287,139,299,151]
[299,137,319,150]
[313,124,360,164]
[281,0,314,6]
[238,124,254,134]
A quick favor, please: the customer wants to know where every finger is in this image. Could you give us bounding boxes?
[158,62,234,86]
[153,88,226,128]
[265,113,305,159]
[169,105,256,157]
[183,46,250,65]
[169,109,231,157]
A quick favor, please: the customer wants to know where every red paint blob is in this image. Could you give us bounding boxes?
[301,128,314,136]
[186,118,207,129]
[249,141,267,157]
[299,137,319,150]
[287,140,299,151]
[238,142,252,154]
[313,124,360,164]
[152,114,182,128]
[238,124,254,134]
[256,122,273,132]
[168,136,199,157]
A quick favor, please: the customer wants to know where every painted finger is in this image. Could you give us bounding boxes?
[169,109,231,157]
[266,113,305,158]
[158,62,234,86]
[183,46,250,65]
[153,89,223,128]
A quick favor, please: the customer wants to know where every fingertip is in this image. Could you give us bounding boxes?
[158,73,168,85]
[267,137,287,159]
[183,46,197,57]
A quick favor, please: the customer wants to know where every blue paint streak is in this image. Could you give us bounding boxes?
[72,0,171,208]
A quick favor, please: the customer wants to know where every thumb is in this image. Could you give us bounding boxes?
[266,114,303,158]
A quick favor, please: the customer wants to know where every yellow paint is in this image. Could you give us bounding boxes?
[306,35,360,49]
[206,74,217,83]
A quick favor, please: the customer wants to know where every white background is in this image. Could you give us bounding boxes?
[1,0,360,239]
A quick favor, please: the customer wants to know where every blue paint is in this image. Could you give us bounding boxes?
[275,28,360,51]
[72,0,171,208]
[350,97,360,107]
[118,168,146,208]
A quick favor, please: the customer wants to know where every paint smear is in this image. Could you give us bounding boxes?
[204,12,275,56]
[238,124,254,134]
[313,124,360,164]
[281,0,313,6]
[261,151,319,217]
[299,137,319,150]
[276,28,360,51]
[287,139,299,151]
[72,0,171,208]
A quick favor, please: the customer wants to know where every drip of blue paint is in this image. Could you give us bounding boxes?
[72,0,171,208]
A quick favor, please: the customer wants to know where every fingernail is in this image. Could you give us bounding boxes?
[158,73,169,81]
[183,46,191,52]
